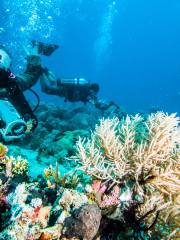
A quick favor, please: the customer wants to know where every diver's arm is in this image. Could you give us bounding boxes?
[16,55,42,91]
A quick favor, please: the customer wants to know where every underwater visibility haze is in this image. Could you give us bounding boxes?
[0,0,180,239]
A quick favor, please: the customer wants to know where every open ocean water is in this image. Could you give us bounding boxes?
[1,0,180,114]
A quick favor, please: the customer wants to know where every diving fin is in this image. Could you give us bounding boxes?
[31,40,59,56]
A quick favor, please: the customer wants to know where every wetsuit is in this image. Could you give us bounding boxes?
[40,69,97,103]
[0,55,42,94]
[16,55,42,91]
[0,55,42,131]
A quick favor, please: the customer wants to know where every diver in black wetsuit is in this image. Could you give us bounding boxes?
[0,42,62,142]
[0,45,41,142]
[40,68,100,103]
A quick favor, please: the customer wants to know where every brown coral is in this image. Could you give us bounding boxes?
[63,204,101,240]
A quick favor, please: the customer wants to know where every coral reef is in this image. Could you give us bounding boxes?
[0,144,101,240]
[76,112,180,239]
[18,102,126,162]
[0,110,179,239]
[0,151,28,178]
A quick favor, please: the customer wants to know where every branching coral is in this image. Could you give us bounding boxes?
[76,115,144,183]
[12,156,28,175]
[76,112,180,238]
[44,162,69,190]
[134,113,180,194]
[0,144,28,177]
[44,162,62,189]
[44,162,81,190]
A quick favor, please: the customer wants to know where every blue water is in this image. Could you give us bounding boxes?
[1,0,180,114]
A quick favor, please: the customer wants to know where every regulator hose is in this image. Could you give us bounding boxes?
[28,88,40,113]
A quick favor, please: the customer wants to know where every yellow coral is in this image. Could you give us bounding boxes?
[44,167,51,179]
[12,156,28,175]
[43,163,66,189]
[0,143,8,160]
[4,156,15,177]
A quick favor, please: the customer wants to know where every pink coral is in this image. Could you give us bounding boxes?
[91,180,120,209]
[100,185,120,208]
[92,180,107,194]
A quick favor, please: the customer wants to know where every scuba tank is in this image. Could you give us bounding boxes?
[59,77,90,86]
[42,67,90,87]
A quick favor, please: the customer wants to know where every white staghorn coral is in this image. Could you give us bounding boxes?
[76,112,180,237]
[77,112,180,191]
[77,115,142,182]
[133,113,180,197]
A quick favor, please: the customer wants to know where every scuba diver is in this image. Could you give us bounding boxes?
[22,41,99,103]
[40,68,100,103]
[0,41,100,142]
[0,44,42,142]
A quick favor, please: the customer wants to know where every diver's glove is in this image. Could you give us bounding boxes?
[23,41,42,69]
[26,55,42,67]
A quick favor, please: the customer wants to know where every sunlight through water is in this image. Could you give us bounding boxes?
[1,0,63,71]
[94,1,118,71]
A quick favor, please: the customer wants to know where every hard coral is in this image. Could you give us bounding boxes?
[76,112,180,238]
[0,143,8,160]
[12,156,28,175]
[0,143,28,177]
[44,162,67,189]
[87,180,120,210]
[77,113,180,190]
[63,204,101,240]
